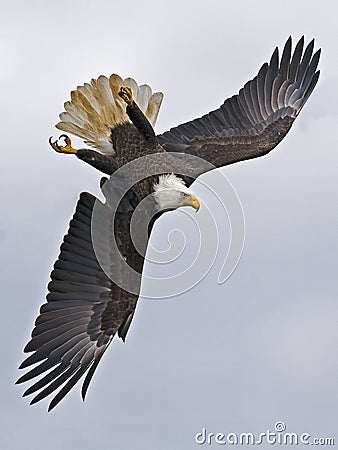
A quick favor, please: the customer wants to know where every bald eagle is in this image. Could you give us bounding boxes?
[17,37,320,411]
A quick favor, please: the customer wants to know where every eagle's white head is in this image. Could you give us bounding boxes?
[153,174,200,212]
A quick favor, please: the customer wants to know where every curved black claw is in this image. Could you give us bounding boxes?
[49,136,62,152]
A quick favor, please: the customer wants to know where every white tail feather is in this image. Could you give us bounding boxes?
[56,74,164,154]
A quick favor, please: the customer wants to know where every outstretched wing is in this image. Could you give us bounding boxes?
[157,37,320,167]
[16,187,144,411]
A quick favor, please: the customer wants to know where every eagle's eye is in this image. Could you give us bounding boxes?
[180,192,190,199]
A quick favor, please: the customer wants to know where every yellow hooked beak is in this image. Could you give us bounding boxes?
[183,195,200,212]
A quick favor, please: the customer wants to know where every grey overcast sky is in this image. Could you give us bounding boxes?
[1,1,337,449]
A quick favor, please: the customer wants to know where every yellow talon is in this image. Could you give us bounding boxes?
[49,135,77,154]
[118,86,133,106]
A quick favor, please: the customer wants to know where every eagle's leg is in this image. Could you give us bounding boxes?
[49,135,117,175]
[49,135,78,154]
[118,86,158,146]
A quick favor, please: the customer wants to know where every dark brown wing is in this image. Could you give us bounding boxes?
[16,186,145,411]
[157,37,320,168]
